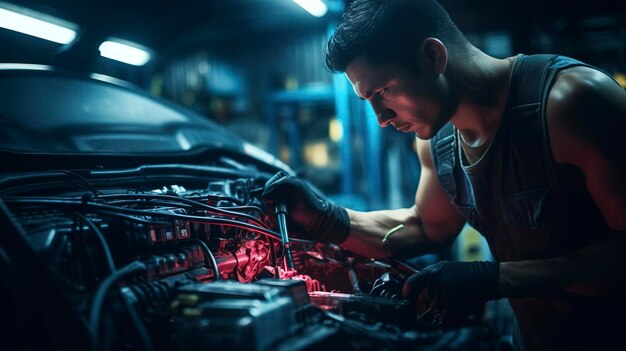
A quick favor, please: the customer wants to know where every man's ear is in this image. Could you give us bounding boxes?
[418,38,447,76]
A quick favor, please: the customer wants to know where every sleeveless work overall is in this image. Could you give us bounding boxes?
[430,54,624,350]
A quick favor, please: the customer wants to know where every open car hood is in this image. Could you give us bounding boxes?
[0,64,290,174]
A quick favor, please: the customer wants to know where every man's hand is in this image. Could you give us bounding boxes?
[262,172,350,244]
[402,261,500,326]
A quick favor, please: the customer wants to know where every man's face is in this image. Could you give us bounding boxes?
[345,54,454,140]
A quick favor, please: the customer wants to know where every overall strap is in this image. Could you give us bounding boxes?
[430,122,456,200]
[504,54,560,190]
[507,54,557,112]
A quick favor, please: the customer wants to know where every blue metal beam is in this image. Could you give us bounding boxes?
[263,99,280,157]
[332,70,353,195]
[328,23,353,195]
[364,102,383,208]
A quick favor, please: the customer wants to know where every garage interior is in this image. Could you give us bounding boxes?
[1,1,625,350]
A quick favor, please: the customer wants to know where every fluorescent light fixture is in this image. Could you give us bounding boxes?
[0,1,77,44]
[292,0,328,17]
[99,38,151,66]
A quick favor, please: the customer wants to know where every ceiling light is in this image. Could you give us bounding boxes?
[0,1,77,44]
[292,0,328,17]
[98,39,151,66]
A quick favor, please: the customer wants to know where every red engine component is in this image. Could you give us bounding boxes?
[263,266,325,292]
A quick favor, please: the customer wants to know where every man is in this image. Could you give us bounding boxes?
[263,0,626,349]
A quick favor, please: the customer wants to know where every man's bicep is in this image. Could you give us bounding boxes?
[547,67,626,230]
[414,139,465,243]
[582,157,626,230]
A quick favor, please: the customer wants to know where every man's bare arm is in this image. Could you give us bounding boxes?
[340,139,466,258]
[500,233,624,297]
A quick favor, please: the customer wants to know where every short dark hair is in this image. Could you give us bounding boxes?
[325,0,468,72]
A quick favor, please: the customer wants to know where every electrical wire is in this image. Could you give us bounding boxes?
[5,198,317,245]
[89,261,147,351]
[98,194,265,227]
[322,310,400,347]
[104,199,195,209]
[27,194,266,227]
[392,259,419,274]
[89,209,172,225]
[75,212,116,275]
[267,237,280,279]
[55,170,103,197]
[224,204,266,216]
[184,193,246,206]
[187,239,220,281]
[119,291,154,351]
[0,165,268,198]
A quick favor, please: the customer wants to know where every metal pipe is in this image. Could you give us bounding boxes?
[275,203,295,270]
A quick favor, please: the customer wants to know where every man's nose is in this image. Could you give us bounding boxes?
[375,108,396,127]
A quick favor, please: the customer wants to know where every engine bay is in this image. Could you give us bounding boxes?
[0,163,503,351]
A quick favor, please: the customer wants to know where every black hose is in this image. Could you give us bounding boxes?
[187,239,220,281]
[89,261,147,351]
[120,290,154,351]
[75,212,116,275]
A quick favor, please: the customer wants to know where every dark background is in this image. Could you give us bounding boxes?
[2,0,625,210]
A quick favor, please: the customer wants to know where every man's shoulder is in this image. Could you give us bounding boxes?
[550,65,615,99]
[546,64,626,164]
[547,65,622,129]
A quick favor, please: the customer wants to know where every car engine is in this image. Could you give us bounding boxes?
[0,162,505,351]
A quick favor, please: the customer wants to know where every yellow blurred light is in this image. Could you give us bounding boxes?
[279,146,291,164]
[613,72,626,89]
[151,74,163,96]
[329,118,343,142]
[303,142,329,167]
[181,92,196,106]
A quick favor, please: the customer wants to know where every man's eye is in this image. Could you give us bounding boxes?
[377,88,387,96]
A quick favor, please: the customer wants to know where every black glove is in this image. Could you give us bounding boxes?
[401,261,500,326]
[262,172,350,244]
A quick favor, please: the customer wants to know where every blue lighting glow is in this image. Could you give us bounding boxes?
[0,1,77,44]
[99,39,151,66]
[292,0,328,17]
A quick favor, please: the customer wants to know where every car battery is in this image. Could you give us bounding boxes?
[172,281,299,351]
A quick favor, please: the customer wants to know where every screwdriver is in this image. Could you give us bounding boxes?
[275,203,295,270]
